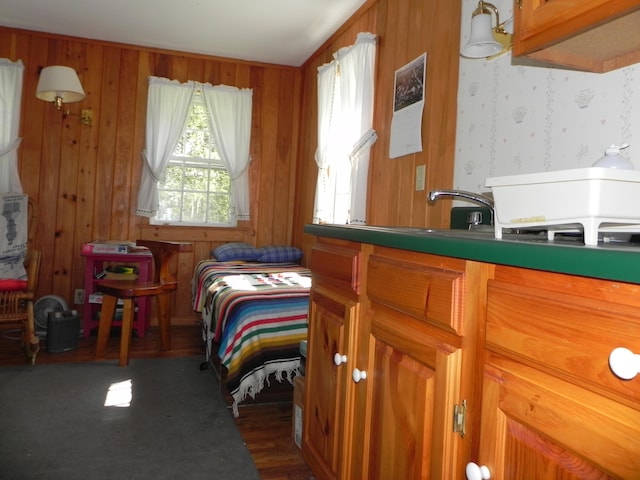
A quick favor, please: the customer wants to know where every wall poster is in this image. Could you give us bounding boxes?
[389,53,426,159]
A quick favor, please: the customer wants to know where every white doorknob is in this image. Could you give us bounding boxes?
[466,462,491,480]
[352,368,367,383]
[333,353,347,366]
[609,347,640,380]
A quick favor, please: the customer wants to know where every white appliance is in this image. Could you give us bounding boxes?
[486,167,640,246]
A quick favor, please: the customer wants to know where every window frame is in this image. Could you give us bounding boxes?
[150,94,233,227]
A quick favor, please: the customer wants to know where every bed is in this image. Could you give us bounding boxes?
[191,244,311,415]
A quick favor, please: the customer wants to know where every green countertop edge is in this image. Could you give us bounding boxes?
[304,224,640,285]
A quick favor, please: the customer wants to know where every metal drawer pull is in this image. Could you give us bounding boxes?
[466,462,491,479]
[609,347,640,380]
[333,353,347,366]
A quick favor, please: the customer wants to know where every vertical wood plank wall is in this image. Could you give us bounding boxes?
[0,27,302,325]
[0,0,461,325]
[292,0,462,256]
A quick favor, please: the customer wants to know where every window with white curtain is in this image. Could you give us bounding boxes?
[152,93,232,226]
[313,32,377,225]
[136,76,252,227]
[0,59,25,193]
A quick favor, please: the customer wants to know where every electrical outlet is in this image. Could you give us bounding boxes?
[74,289,85,304]
[416,164,426,191]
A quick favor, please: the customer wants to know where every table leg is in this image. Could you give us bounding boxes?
[96,294,117,358]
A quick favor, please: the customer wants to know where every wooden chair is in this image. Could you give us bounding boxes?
[95,240,192,366]
[0,196,41,364]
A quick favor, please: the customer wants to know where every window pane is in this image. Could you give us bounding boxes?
[211,169,230,191]
[157,191,182,221]
[161,164,184,189]
[184,166,209,192]
[182,192,207,223]
[208,193,230,224]
[152,94,232,227]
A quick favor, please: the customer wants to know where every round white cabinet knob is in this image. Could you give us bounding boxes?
[333,353,347,366]
[352,368,367,383]
[466,462,491,480]
[609,347,640,380]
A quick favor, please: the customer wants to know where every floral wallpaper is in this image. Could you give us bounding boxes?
[454,0,639,194]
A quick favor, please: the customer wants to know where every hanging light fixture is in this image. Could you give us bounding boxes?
[36,65,92,125]
[460,1,513,59]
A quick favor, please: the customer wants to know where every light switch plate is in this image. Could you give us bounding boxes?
[416,164,426,191]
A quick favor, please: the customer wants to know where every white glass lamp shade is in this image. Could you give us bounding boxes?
[36,66,85,107]
[461,13,502,58]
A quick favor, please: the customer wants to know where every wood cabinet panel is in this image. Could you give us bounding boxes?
[310,241,362,296]
[488,274,640,407]
[479,265,640,479]
[367,254,464,334]
[513,0,640,72]
[480,354,640,479]
[367,342,435,480]
[364,305,465,479]
[303,287,359,480]
[303,239,484,480]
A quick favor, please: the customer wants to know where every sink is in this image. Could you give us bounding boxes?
[364,225,573,244]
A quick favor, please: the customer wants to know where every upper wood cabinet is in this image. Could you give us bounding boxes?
[513,0,640,72]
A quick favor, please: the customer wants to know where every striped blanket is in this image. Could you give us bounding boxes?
[192,260,311,415]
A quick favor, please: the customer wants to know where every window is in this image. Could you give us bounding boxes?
[137,77,252,225]
[313,32,377,226]
[152,94,232,226]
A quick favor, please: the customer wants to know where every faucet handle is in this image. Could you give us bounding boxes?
[467,211,483,226]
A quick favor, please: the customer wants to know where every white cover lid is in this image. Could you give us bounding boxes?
[486,167,640,187]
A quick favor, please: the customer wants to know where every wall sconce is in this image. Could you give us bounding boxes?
[36,65,92,126]
[460,1,513,59]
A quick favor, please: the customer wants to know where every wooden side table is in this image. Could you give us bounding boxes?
[81,250,153,337]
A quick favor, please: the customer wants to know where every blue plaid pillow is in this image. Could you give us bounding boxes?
[212,242,261,262]
[256,245,303,263]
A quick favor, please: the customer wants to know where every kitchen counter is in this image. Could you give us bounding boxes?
[304,224,640,284]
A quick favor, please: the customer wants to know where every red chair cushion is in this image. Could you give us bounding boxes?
[0,279,28,291]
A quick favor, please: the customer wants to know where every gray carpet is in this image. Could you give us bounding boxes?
[0,356,260,480]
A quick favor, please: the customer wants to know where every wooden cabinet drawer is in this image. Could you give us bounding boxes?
[487,279,640,406]
[310,241,361,295]
[367,253,464,335]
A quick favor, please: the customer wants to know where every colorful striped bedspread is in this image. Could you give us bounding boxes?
[192,260,311,415]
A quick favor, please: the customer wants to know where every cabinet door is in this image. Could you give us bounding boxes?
[513,0,640,71]
[479,354,640,479]
[515,0,637,50]
[362,305,464,479]
[303,286,358,480]
[359,251,470,479]
[477,273,640,479]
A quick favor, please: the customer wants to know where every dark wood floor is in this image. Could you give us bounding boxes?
[0,323,314,480]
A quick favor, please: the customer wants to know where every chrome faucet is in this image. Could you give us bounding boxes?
[428,189,495,226]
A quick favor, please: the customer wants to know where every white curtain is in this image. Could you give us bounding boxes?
[136,76,193,217]
[136,77,253,224]
[313,32,377,225]
[313,61,340,224]
[202,85,253,223]
[0,59,24,193]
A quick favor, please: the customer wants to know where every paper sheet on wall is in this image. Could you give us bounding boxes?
[389,53,426,159]
[0,193,28,280]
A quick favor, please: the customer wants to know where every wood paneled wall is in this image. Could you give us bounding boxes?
[0,27,302,324]
[0,0,461,325]
[292,0,462,256]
